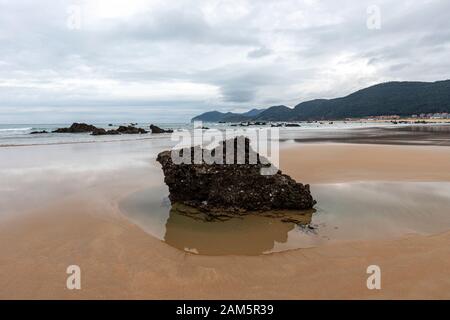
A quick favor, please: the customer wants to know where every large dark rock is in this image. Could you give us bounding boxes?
[52,123,97,133]
[150,124,173,134]
[116,126,148,134]
[156,137,316,213]
[91,128,120,136]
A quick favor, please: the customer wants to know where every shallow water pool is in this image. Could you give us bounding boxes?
[120,182,450,256]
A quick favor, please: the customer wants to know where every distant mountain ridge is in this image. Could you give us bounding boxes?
[191,80,450,122]
[192,108,266,122]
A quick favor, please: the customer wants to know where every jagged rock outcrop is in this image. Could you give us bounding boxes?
[156,137,316,213]
[116,125,148,134]
[150,124,173,134]
[52,123,97,133]
[91,128,120,136]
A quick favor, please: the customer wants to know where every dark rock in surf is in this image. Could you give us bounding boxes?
[285,123,301,127]
[52,123,98,133]
[156,137,316,213]
[30,130,48,134]
[116,125,148,134]
[91,128,120,136]
[150,124,173,134]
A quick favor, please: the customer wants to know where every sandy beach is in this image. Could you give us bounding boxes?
[1,140,450,299]
[2,0,450,305]
[281,143,450,183]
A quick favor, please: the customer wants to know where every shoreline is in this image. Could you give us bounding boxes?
[2,123,450,148]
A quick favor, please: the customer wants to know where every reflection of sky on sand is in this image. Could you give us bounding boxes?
[314,182,450,237]
[0,139,172,218]
[120,182,450,256]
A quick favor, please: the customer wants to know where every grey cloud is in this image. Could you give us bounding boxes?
[0,0,450,122]
[389,63,410,72]
[247,47,272,59]
[127,8,260,46]
[221,88,255,103]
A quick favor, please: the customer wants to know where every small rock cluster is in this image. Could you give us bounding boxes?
[47,123,173,136]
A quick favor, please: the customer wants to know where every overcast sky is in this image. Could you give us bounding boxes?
[0,0,449,123]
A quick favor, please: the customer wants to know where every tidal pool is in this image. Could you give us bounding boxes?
[119,182,450,256]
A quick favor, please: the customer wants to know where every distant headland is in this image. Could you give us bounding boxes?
[192,80,450,122]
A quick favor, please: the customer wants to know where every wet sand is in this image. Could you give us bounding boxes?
[284,124,450,146]
[1,142,450,299]
[281,143,450,183]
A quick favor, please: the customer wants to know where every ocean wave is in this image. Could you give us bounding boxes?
[0,127,33,132]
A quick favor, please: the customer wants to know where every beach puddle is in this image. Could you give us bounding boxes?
[119,182,450,256]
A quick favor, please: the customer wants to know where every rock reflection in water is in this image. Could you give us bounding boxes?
[164,204,313,255]
[119,185,314,256]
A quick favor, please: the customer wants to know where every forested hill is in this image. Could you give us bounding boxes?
[191,80,450,122]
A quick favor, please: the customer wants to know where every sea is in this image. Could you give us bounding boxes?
[0,121,400,147]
